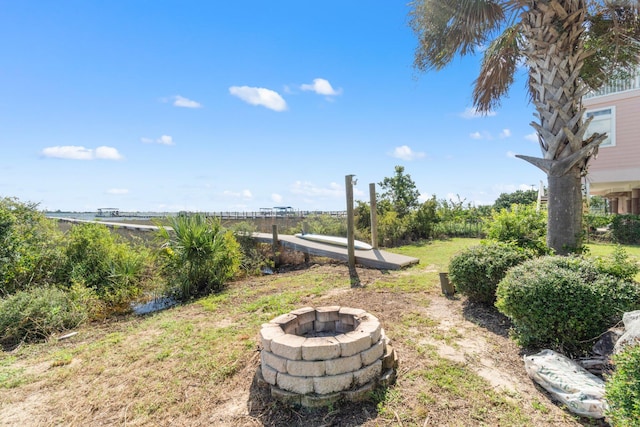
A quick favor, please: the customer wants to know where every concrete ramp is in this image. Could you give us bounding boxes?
[253,232,419,270]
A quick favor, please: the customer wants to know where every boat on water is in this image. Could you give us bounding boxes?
[294,233,373,251]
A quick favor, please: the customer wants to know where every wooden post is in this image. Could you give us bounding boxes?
[301,221,310,263]
[345,175,357,284]
[369,183,378,249]
[439,272,454,296]
[271,224,279,268]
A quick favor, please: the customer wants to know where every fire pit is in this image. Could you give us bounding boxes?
[258,306,398,407]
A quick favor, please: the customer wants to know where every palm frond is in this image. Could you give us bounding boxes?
[410,0,506,71]
[473,24,524,112]
[582,2,640,89]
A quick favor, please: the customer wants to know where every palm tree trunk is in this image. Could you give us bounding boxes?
[546,165,583,255]
[520,0,593,254]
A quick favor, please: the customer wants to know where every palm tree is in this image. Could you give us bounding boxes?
[409,0,640,254]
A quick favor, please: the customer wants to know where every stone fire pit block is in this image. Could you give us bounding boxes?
[259,306,398,407]
[302,337,341,361]
[271,334,306,360]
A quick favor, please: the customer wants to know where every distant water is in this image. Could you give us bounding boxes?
[132,297,177,315]
[45,212,173,221]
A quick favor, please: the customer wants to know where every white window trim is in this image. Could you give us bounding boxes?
[585,106,616,148]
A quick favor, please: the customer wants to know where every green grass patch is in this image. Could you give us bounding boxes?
[585,242,640,281]
[0,356,27,389]
[198,292,232,312]
[371,273,436,293]
[50,350,73,367]
[401,311,439,328]
[389,238,480,269]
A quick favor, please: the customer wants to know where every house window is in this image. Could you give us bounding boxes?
[585,107,615,147]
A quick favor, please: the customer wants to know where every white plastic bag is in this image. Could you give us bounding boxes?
[523,349,606,418]
[614,310,640,353]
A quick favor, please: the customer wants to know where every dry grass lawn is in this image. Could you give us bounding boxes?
[0,239,608,426]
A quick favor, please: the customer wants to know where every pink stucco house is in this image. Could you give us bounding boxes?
[584,70,640,214]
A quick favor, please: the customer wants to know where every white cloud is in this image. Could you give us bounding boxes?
[470,131,493,140]
[525,132,538,143]
[506,151,517,158]
[173,95,202,108]
[41,145,123,160]
[94,146,123,160]
[229,86,287,112]
[470,131,483,140]
[460,107,496,119]
[390,145,426,161]
[290,181,344,198]
[107,188,129,194]
[158,135,174,145]
[300,78,342,96]
[141,135,175,145]
[500,129,512,138]
[271,193,283,204]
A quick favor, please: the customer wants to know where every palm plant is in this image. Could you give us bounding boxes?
[156,214,240,299]
[409,0,640,254]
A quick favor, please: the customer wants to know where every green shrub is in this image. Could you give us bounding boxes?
[486,204,549,255]
[60,223,151,308]
[230,221,271,276]
[377,211,408,247]
[0,287,87,347]
[0,197,65,296]
[157,214,241,300]
[605,344,640,426]
[611,214,640,245]
[448,241,533,304]
[354,201,371,231]
[496,256,640,353]
[594,246,639,282]
[584,213,612,231]
[407,197,439,240]
[432,220,485,238]
[301,214,347,236]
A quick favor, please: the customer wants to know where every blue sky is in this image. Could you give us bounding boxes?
[0,1,546,213]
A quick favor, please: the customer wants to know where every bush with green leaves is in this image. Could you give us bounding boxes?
[407,196,439,240]
[230,221,271,276]
[611,214,640,245]
[486,203,549,255]
[0,197,65,296]
[0,286,87,348]
[59,223,152,308]
[594,246,639,282]
[377,210,409,247]
[448,241,534,304]
[605,344,640,426]
[301,214,348,237]
[584,213,612,231]
[157,214,241,300]
[496,256,640,353]
[493,189,538,211]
